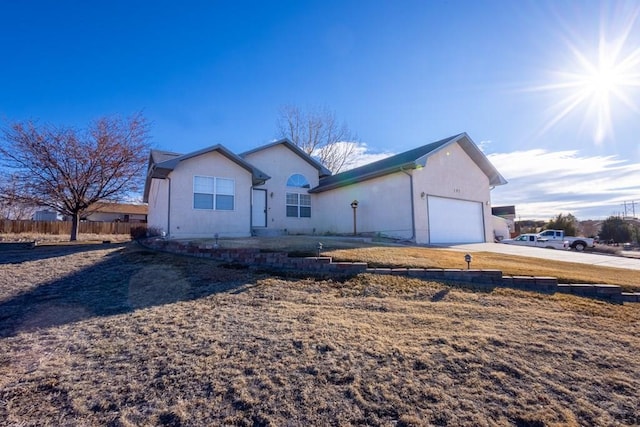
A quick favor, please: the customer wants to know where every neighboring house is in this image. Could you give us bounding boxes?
[83,202,148,223]
[32,209,61,221]
[143,133,507,244]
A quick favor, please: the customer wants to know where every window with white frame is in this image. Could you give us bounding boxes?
[286,173,311,218]
[286,192,311,218]
[286,173,310,188]
[193,176,234,210]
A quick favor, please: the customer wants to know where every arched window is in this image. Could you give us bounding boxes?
[286,174,311,218]
[286,174,310,188]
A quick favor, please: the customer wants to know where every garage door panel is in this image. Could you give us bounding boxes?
[428,196,484,243]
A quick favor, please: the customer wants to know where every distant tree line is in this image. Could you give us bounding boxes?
[516,213,638,245]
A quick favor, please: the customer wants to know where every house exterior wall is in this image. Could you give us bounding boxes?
[148,151,254,238]
[313,172,414,239]
[243,144,321,234]
[84,212,146,222]
[147,178,169,233]
[33,210,60,221]
[313,141,493,243]
[412,142,492,243]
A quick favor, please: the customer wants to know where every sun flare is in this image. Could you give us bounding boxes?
[532,11,640,144]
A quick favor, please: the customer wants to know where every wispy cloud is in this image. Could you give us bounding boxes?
[488,150,640,220]
[349,142,395,168]
[330,141,394,170]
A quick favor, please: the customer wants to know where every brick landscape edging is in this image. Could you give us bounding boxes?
[140,238,639,303]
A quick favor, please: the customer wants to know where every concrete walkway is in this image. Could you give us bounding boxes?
[442,243,640,271]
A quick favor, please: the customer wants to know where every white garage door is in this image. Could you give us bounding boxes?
[428,196,485,243]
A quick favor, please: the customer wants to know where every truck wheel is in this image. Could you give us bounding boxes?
[573,242,586,252]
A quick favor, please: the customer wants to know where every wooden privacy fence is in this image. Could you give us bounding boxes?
[0,220,143,235]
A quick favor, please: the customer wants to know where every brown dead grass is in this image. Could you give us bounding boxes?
[0,232,131,244]
[1,243,639,426]
[325,246,640,290]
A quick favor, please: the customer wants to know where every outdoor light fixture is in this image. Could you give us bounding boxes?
[420,192,426,199]
[464,253,472,269]
[350,200,359,235]
[270,192,274,198]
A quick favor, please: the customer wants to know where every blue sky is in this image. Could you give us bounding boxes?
[1,0,639,220]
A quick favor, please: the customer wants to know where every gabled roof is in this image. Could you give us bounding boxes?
[143,145,271,202]
[90,202,148,215]
[309,133,507,193]
[240,138,332,178]
[151,149,181,164]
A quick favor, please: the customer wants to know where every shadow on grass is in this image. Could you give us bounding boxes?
[0,242,129,265]
[430,289,450,302]
[0,246,257,338]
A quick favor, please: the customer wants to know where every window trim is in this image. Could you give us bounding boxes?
[286,191,311,218]
[193,175,235,211]
[286,173,310,189]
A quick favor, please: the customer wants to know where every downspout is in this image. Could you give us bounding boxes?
[249,186,254,233]
[166,177,171,238]
[400,166,416,242]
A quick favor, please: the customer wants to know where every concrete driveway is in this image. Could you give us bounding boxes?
[442,242,640,271]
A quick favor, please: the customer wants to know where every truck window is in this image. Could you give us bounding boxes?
[529,236,534,241]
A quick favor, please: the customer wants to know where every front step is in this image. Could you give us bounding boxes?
[252,228,285,237]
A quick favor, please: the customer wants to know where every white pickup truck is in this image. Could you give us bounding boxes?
[501,233,569,249]
[537,230,595,252]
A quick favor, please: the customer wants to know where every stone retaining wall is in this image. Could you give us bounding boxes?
[142,238,639,303]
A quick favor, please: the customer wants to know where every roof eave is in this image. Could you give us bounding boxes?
[310,162,417,193]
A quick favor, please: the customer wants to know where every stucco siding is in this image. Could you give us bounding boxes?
[243,144,320,234]
[413,142,492,243]
[314,172,413,239]
[147,179,169,233]
[160,151,254,238]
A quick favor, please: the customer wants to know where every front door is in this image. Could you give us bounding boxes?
[252,189,267,227]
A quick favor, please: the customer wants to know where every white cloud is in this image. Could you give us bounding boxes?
[333,141,394,170]
[488,150,640,220]
[348,142,394,168]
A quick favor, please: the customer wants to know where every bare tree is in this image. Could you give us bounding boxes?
[0,174,36,219]
[0,114,151,240]
[277,105,359,173]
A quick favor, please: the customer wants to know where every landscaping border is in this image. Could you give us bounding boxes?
[141,238,640,303]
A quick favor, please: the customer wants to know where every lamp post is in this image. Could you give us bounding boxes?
[464,253,472,269]
[350,200,359,236]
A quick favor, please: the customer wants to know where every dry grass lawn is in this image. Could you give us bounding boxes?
[1,243,639,426]
[0,232,131,244]
[324,247,640,291]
